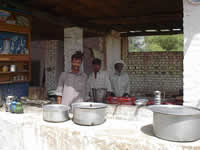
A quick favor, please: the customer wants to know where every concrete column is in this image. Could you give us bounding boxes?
[64,27,83,72]
[183,0,200,107]
[45,40,64,91]
[105,30,121,74]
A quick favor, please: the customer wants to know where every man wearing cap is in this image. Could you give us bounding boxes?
[87,58,112,99]
[110,60,130,97]
[56,51,88,106]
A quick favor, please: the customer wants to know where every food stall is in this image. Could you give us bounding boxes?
[1,104,200,150]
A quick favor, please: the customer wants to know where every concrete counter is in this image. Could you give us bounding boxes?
[0,104,200,150]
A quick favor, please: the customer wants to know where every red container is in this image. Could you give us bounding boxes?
[106,97,136,105]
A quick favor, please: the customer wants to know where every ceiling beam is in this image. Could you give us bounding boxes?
[55,0,103,18]
[88,13,183,25]
[78,0,118,16]
[113,22,183,32]
[120,30,183,37]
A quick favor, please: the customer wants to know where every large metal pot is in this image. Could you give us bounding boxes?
[71,102,107,126]
[91,88,107,103]
[148,105,200,142]
[43,104,70,123]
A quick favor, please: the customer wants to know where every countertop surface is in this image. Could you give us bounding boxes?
[0,104,200,150]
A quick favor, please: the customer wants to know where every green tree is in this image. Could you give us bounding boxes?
[128,34,183,52]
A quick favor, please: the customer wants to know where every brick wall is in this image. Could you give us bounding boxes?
[122,52,183,95]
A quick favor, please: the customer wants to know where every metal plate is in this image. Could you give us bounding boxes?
[148,105,200,116]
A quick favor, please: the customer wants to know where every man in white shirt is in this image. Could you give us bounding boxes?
[110,60,130,97]
[56,51,88,106]
[87,58,112,99]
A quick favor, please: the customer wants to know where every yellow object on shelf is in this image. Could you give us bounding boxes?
[2,65,9,72]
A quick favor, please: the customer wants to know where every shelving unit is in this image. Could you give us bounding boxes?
[0,9,31,84]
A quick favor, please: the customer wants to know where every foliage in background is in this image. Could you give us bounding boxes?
[128,34,183,52]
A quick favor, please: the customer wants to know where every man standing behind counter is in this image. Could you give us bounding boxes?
[87,58,112,99]
[110,60,130,97]
[56,51,88,106]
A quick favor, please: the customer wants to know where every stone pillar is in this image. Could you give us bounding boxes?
[64,27,83,72]
[183,0,200,107]
[45,40,64,91]
[105,30,121,74]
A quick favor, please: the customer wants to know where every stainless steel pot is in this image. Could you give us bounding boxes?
[148,105,200,142]
[91,88,107,103]
[43,104,70,123]
[71,102,107,126]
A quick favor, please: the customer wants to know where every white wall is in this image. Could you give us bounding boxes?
[64,27,83,72]
[106,31,121,74]
[183,0,200,107]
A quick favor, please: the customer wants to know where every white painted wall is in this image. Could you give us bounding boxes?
[106,31,121,74]
[183,0,200,107]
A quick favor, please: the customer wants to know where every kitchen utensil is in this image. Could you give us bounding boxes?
[20,75,24,80]
[10,64,16,72]
[3,38,10,54]
[134,99,149,116]
[10,101,17,113]
[15,102,24,113]
[154,91,161,105]
[5,96,17,112]
[135,99,149,106]
[43,104,70,123]
[71,102,107,126]
[91,88,107,103]
[148,105,200,142]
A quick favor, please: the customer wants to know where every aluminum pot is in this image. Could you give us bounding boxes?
[71,102,107,126]
[43,104,70,123]
[148,105,200,142]
[91,88,107,103]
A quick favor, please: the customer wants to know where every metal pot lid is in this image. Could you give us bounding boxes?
[43,104,70,112]
[135,99,149,106]
[148,105,200,116]
[71,102,107,109]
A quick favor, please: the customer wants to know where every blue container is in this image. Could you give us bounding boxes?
[10,101,17,113]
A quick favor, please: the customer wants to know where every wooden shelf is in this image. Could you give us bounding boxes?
[0,71,29,74]
[0,55,30,61]
[0,22,30,34]
[0,9,31,84]
[0,80,30,85]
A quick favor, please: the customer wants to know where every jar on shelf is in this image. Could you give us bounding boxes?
[2,65,9,72]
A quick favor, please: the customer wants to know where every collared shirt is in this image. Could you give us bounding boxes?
[56,71,88,106]
[87,70,112,93]
[110,72,130,97]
